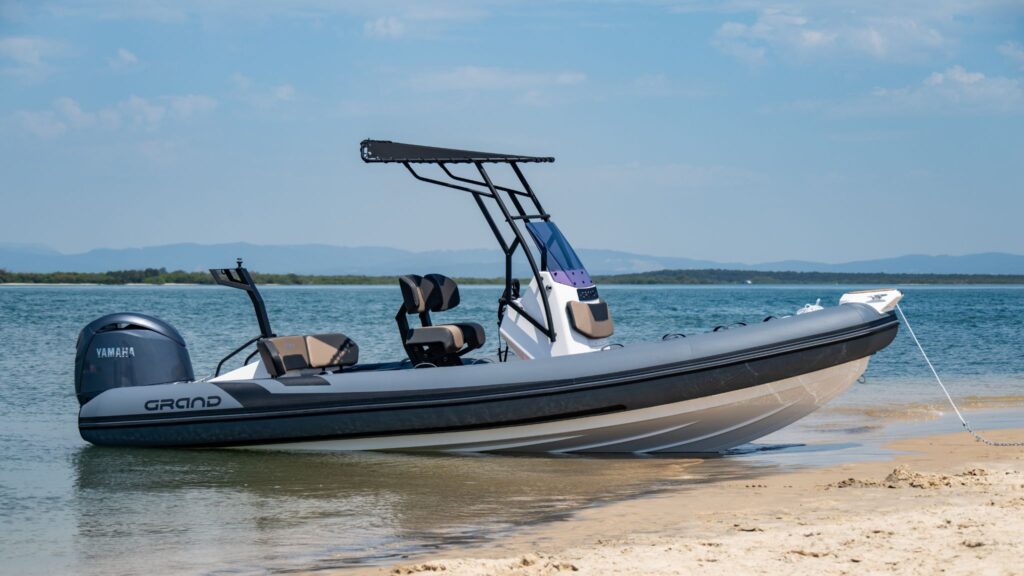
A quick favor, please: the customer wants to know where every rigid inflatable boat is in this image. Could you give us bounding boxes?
[74,140,901,453]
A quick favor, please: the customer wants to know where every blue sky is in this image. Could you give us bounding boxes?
[1,1,1022,263]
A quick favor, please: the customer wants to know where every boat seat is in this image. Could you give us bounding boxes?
[566,300,614,339]
[257,333,359,378]
[396,274,485,366]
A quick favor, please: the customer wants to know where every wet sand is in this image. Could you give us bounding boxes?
[344,428,1024,576]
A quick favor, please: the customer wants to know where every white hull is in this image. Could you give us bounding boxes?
[241,357,868,454]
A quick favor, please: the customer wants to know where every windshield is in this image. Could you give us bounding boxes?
[525,221,593,288]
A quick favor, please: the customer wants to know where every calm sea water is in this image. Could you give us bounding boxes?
[1,284,1022,574]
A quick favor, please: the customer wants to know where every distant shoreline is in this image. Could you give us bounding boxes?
[4,268,1024,285]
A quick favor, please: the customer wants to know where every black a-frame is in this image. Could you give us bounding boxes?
[361,139,557,342]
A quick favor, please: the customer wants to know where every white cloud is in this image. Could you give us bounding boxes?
[628,74,713,98]
[271,84,295,102]
[814,65,1024,116]
[908,65,1022,112]
[15,110,66,138]
[54,97,96,128]
[167,94,218,118]
[582,161,765,196]
[231,72,254,91]
[0,36,65,80]
[107,47,139,69]
[231,73,297,107]
[713,6,946,64]
[520,90,551,107]
[412,66,586,92]
[119,95,165,130]
[43,0,492,33]
[696,1,1018,65]
[364,16,405,38]
[13,93,217,138]
[1000,41,1024,69]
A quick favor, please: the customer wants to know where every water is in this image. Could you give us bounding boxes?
[1,284,1023,574]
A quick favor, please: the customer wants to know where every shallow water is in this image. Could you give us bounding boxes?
[1,284,1022,574]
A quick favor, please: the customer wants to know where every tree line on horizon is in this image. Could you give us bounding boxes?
[3,267,1024,285]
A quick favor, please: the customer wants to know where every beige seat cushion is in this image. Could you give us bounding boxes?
[262,336,310,373]
[306,333,358,369]
[566,300,614,339]
[258,333,359,377]
[406,325,464,352]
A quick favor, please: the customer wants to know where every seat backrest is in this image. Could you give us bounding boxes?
[398,274,460,314]
[566,300,614,339]
[424,274,460,311]
[306,333,359,370]
[258,333,359,377]
[258,335,310,376]
[398,274,431,314]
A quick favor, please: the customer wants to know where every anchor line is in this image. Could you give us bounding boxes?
[895,303,1024,447]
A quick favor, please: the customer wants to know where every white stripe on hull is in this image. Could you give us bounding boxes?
[240,357,869,454]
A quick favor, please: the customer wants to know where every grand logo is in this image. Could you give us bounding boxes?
[144,396,223,411]
[95,346,135,359]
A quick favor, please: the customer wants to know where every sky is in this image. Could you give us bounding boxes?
[1,1,1022,263]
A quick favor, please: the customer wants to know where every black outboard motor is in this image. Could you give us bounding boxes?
[75,313,194,405]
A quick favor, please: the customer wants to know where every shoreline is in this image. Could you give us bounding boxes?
[6,282,1024,288]
[341,424,1024,576]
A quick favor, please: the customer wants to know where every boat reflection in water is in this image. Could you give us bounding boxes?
[72,447,776,573]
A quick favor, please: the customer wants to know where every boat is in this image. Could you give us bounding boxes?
[74,140,902,453]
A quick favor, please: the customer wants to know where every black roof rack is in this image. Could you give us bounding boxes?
[360,139,554,164]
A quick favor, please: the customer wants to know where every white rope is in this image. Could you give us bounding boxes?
[895,303,1024,447]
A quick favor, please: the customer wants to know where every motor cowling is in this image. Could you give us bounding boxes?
[75,313,195,406]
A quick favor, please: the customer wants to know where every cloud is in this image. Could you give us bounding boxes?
[271,84,295,102]
[44,1,187,22]
[1000,41,1024,69]
[803,65,1024,116]
[712,6,947,64]
[898,65,1023,113]
[13,93,217,138]
[629,73,714,98]
[364,16,405,38]
[107,47,139,69]
[42,0,492,31]
[167,94,218,118]
[231,73,297,107]
[54,97,96,128]
[15,110,66,138]
[0,36,65,81]
[412,66,586,92]
[578,161,766,199]
[119,95,166,130]
[694,1,1022,65]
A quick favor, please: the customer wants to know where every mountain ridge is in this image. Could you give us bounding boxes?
[2,243,1023,276]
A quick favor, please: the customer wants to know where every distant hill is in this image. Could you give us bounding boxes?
[753,253,1024,275]
[5,268,1023,286]
[2,243,1024,276]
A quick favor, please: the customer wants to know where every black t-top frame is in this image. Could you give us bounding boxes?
[361,139,557,342]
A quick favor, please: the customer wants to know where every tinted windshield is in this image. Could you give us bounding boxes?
[526,221,593,288]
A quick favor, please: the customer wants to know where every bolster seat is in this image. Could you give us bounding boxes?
[396,274,485,366]
[258,333,359,378]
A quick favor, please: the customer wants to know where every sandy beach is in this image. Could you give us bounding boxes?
[344,427,1024,576]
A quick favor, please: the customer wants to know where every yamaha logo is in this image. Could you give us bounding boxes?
[95,346,136,359]
[145,396,223,411]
